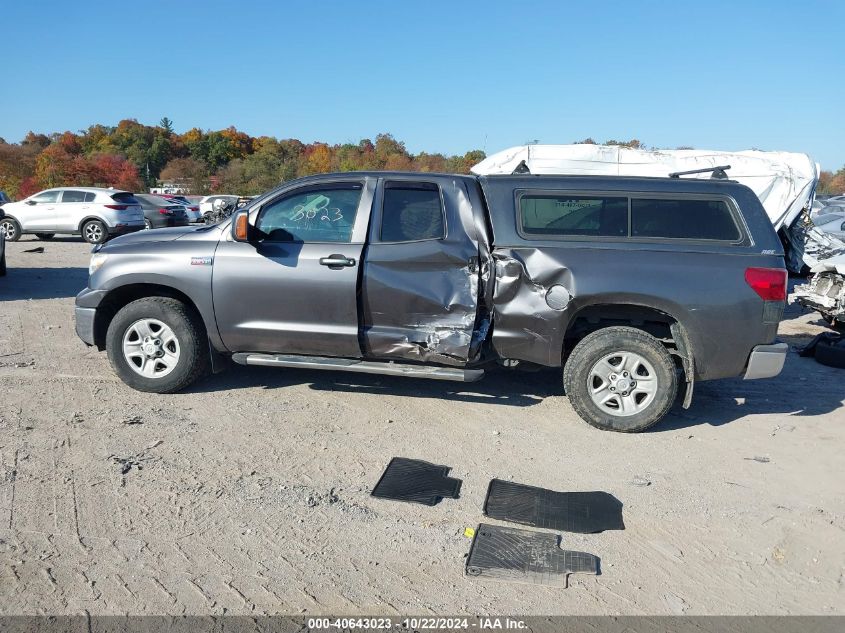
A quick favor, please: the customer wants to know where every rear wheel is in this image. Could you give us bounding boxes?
[563,326,678,432]
[35,233,56,240]
[106,297,209,393]
[144,219,152,230]
[0,218,21,242]
[81,219,107,244]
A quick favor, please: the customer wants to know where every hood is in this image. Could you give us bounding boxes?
[103,225,214,248]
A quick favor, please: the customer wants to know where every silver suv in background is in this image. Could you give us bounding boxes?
[0,206,6,276]
[0,187,145,244]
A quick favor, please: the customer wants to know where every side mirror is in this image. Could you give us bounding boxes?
[25,200,36,206]
[231,209,251,242]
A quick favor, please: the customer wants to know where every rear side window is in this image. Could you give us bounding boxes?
[631,198,740,241]
[84,192,96,202]
[61,190,87,203]
[111,192,139,204]
[520,194,628,237]
[381,182,445,241]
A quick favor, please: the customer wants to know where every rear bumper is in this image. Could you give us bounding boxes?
[108,224,144,236]
[75,306,97,347]
[743,342,788,380]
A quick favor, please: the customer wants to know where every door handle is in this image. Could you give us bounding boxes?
[319,254,356,268]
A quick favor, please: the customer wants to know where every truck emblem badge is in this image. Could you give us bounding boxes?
[191,256,213,266]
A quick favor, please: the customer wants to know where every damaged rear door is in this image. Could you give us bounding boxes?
[360,177,490,366]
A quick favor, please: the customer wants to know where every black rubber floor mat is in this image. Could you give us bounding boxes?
[465,523,599,587]
[371,457,462,506]
[483,479,624,533]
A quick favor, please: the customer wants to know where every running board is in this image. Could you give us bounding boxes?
[231,353,485,383]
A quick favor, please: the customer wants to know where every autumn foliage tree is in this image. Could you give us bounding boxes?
[3,120,842,200]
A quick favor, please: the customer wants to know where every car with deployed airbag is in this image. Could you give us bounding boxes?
[75,171,788,432]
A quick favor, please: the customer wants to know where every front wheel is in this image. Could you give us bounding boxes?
[81,219,108,244]
[0,217,21,242]
[563,326,678,432]
[106,297,209,393]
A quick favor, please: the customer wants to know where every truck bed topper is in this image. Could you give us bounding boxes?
[472,144,838,272]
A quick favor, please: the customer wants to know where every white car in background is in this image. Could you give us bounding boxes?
[161,195,203,222]
[199,195,240,217]
[814,211,845,239]
[0,187,145,244]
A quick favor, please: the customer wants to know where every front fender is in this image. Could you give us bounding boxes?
[84,244,223,351]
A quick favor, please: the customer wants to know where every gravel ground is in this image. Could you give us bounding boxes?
[0,237,843,616]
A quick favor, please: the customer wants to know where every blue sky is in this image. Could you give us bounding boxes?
[3,0,844,169]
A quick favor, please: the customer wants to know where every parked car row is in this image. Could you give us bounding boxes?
[0,187,247,243]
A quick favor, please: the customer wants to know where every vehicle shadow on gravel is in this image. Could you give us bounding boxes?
[658,352,844,432]
[193,364,562,407]
[15,236,88,243]
[0,267,88,300]
[192,349,844,422]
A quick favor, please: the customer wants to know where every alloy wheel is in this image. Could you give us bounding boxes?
[122,318,181,378]
[587,351,658,417]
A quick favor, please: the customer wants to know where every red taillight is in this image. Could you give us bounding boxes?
[745,267,787,301]
[104,204,128,210]
[158,208,171,215]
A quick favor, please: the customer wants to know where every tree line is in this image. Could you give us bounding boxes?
[0,118,485,199]
[0,119,842,198]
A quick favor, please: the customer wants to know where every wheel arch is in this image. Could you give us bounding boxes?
[77,215,108,232]
[562,300,696,406]
[93,283,206,350]
[0,213,21,228]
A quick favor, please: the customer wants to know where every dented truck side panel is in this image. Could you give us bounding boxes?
[489,246,781,379]
[360,175,490,365]
[480,176,785,381]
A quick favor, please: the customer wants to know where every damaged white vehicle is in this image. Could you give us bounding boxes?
[793,256,845,330]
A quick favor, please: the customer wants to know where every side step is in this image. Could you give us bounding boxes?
[231,353,485,383]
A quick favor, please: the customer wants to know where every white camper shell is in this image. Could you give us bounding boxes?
[472,145,842,272]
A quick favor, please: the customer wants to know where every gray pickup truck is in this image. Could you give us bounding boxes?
[75,172,788,432]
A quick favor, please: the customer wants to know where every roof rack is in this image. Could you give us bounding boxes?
[511,160,531,175]
[668,165,731,179]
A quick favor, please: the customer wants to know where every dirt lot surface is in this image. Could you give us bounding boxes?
[0,237,843,616]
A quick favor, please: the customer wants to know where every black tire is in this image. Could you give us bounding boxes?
[815,338,845,369]
[106,297,209,393]
[0,217,21,242]
[34,233,56,240]
[563,326,678,432]
[81,219,108,244]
